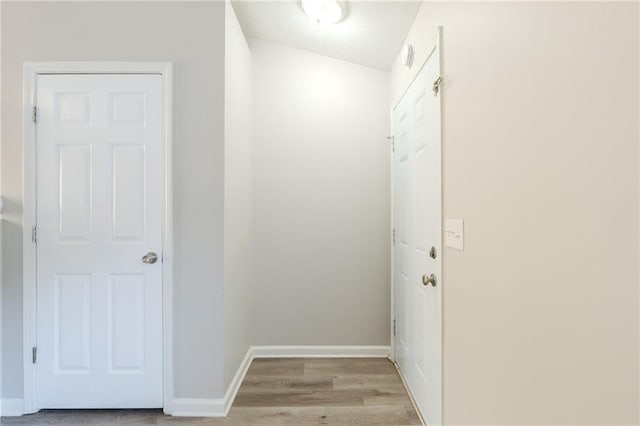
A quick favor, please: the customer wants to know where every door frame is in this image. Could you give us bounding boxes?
[389,27,443,422]
[21,62,174,414]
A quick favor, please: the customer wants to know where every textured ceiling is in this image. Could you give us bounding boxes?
[231,0,422,70]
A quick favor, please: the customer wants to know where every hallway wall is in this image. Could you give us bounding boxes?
[1,1,227,401]
[251,40,391,346]
[391,2,639,424]
[223,0,253,392]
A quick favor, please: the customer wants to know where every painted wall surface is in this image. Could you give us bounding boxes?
[223,1,253,391]
[251,40,391,346]
[1,2,226,400]
[391,2,639,424]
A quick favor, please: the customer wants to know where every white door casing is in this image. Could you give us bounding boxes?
[393,31,442,426]
[24,69,172,410]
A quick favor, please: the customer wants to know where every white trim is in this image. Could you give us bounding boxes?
[23,61,173,75]
[222,347,253,415]
[171,347,252,417]
[637,2,640,420]
[170,398,225,418]
[389,104,396,364]
[170,345,390,417]
[0,1,3,412]
[435,28,444,426]
[1,399,25,417]
[252,345,391,358]
[393,362,426,426]
[21,62,174,415]
[160,63,175,417]
[0,218,3,418]
[22,64,37,415]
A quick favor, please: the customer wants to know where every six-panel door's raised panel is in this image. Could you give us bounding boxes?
[55,93,92,125]
[415,292,428,380]
[57,144,92,242]
[111,145,146,242]
[398,155,410,250]
[414,148,429,257]
[413,89,426,130]
[110,93,146,127]
[54,274,91,373]
[396,111,409,158]
[108,274,145,373]
[399,273,410,352]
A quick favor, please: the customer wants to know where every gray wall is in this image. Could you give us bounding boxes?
[1,1,227,399]
[223,1,253,391]
[251,40,391,346]
[391,2,639,424]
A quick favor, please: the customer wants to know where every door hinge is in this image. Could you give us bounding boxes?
[387,136,394,152]
[433,76,444,96]
[392,228,396,245]
[32,346,37,364]
[32,106,38,123]
[31,226,37,244]
[393,319,396,337]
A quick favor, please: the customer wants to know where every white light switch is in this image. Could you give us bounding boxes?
[445,219,464,250]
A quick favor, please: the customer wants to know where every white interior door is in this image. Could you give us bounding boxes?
[393,37,442,425]
[35,74,163,408]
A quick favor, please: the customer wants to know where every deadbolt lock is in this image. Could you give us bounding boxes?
[429,246,437,259]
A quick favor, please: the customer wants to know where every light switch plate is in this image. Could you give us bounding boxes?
[445,219,464,250]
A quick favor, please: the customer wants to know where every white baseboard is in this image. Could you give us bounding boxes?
[170,346,253,417]
[252,345,391,358]
[222,347,253,416]
[170,397,225,417]
[392,361,426,426]
[1,399,25,417]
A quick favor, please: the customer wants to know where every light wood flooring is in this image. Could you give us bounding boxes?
[1,358,422,425]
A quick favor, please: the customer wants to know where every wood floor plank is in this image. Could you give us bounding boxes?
[363,393,414,406]
[332,374,406,390]
[247,359,306,376]
[304,358,398,376]
[405,405,423,425]
[234,389,366,407]
[223,406,418,425]
[2,358,423,425]
[238,375,334,393]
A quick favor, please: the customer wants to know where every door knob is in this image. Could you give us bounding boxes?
[422,273,437,287]
[142,252,159,264]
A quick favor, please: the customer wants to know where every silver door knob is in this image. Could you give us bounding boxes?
[422,273,437,287]
[142,252,158,264]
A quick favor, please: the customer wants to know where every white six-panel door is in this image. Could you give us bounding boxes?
[393,37,442,425]
[35,74,163,408]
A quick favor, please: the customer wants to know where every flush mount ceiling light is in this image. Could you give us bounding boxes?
[301,0,343,25]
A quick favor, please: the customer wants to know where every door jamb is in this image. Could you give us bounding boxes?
[22,62,174,414]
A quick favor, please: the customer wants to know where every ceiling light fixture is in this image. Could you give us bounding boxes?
[301,0,343,25]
